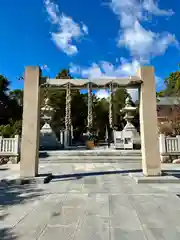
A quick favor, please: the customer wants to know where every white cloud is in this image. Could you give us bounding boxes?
[44,0,60,24]
[44,0,88,55]
[110,0,143,28]
[96,89,109,99]
[118,21,177,61]
[69,64,81,75]
[41,64,50,71]
[70,59,140,101]
[70,58,163,102]
[156,75,165,90]
[143,0,174,16]
[82,63,103,79]
[70,59,140,79]
[82,23,88,35]
[115,58,140,75]
[110,0,174,22]
[109,0,178,62]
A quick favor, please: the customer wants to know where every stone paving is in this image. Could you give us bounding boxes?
[1,161,180,239]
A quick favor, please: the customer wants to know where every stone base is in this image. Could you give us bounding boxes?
[0,155,20,165]
[129,172,180,184]
[143,168,162,176]
[9,156,20,164]
[160,155,180,163]
[161,155,171,163]
[40,123,61,150]
[173,159,180,164]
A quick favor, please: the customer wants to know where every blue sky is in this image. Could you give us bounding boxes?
[0,0,180,98]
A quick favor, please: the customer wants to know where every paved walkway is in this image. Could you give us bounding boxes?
[1,162,180,239]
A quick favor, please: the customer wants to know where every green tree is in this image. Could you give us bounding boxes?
[0,75,22,125]
[0,75,23,136]
[8,89,23,123]
[164,71,180,96]
[48,88,66,133]
[0,119,22,137]
[112,88,130,130]
[158,64,180,97]
[71,91,87,136]
[45,69,87,139]
[0,75,11,124]
[9,89,23,106]
[56,69,72,79]
[93,97,109,139]
[156,65,180,135]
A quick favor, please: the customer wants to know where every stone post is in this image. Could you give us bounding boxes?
[177,135,180,151]
[65,83,72,147]
[71,124,74,140]
[12,135,20,164]
[159,133,168,163]
[60,130,64,145]
[159,134,166,155]
[87,82,93,132]
[20,66,41,177]
[109,83,113,129]
[0,136,2,152]
[137,66,161,176]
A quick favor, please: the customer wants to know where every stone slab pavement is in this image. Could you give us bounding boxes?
[1,161,180,239]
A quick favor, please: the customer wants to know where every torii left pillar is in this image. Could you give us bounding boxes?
[20,66,41,178]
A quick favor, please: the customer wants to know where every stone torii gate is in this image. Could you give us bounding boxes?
[20,66,161,178]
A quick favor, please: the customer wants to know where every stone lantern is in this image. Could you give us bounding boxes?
[40,98,60,150]
[121,97,140,147]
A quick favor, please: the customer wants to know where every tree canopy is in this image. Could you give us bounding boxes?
[156,64,180,135]
[157,65,180,97]
[0,75,22,136]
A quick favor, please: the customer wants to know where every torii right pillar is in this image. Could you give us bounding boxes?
[137,66,161,176]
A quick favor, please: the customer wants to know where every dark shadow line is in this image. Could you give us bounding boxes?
[0,168,8,171]
[163,170,180,173]
[162,170,180,179]
[38,173,52,177]
[52,169,142,178]
[44,169,142,184]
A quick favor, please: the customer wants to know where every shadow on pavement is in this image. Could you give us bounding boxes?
[0,228,17,240]
[0,184,44,239]
[0,168,9,171]
[44,169,142,184]
[0,185,43,207]
[162,170,180,179]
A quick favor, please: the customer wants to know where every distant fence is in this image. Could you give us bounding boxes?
[159,134,180,155]
[0,133,179,158]
[0,135,20,155]
[113,131,180,154]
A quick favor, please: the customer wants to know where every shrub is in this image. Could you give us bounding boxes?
[0,120,22,137]
[0,124,13,137]
[158,122,173,136]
